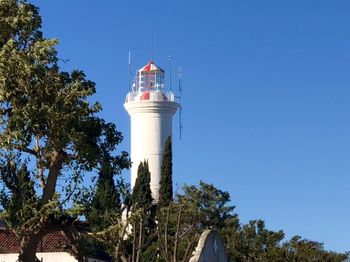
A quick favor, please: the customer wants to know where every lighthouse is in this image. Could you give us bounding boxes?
[124,61,179,202]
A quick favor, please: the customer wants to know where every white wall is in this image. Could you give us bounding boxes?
[0,252,106,262]
[0,252,76,262]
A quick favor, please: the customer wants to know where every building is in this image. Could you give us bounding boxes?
[0,223,106,262]
[0,229,76,262]
[124,61,179,202]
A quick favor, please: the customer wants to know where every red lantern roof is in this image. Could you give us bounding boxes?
[138,61,164,72]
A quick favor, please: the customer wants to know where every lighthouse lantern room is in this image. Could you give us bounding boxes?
[124,61,179,202]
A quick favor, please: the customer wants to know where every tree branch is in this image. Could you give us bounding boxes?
[173,204,184,262]
[114,219,129,260]
[179,225,195,241]
[41,150,67,205]
[34,136,46,188]
[61,182,78,206]
[7,143,37,156]
[164,202,172,261]
[0,107,12,116]
[136,218,143,262]
[157,224,167,261]
[181,241,197,262]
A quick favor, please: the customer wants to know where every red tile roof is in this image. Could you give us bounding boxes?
[0,229,69,253]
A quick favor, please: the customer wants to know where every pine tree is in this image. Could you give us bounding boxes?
[159,136,173,207]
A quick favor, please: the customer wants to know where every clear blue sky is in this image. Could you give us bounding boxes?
[31,0,350,253]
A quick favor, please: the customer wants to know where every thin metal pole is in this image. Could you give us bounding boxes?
[178,66,183,139]
[168,56,172,91]
[151,34,154,61]
[128,51,131,92]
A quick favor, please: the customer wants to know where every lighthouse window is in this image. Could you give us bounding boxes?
[137,70,164,93]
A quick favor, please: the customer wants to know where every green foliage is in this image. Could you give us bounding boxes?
[125,161,156,262]
[222,219,287,262]
[159,136,173,208]
[156,181,236,261]
[283,236,348,262]
[221,216,348,262]
[0,155,38,229]
[82,158,124,260]
[153,181,348,262]
[89,177,348,262]
[178,180,235,229]
[139,242,158,262]
[131,161,153,210]
[0,0,130,205]
[0,0,43,50]
[86,159,122,231]
[0,0,130,260]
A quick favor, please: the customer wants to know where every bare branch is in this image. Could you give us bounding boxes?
[136,218,143,262]
[179,225,195,241]
[157,224,167,260]
[0,107,12,116]
[7,142,37,156]
[164,202,172,261]
[114,219,129,259]
[181,241,197,262]
[61,182,78,206]
[173,204,184,262]
[37,165,45,189]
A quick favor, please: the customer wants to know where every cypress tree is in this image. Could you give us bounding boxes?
[159,136,173,207]
[0,161,37,229]
[130,161,155,262]
[82,160,122,260]
[86,160,121,231]
[131,161,153,210]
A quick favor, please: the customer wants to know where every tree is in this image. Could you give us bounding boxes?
[159,136,173,208]
[0,1,130,261]
[81,158,123,260]
[178,180,234,229]
[81,174,349,262]
[87,159,122,231]
[283,236,348,262]
[155,181,349,262]
[131,161,153,211]
[129,161,155,262]
[222,218,349,262]
[156,181,236,262]
[0,157,37,230]
[222,219,287,262]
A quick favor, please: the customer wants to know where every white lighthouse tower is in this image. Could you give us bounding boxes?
[124,61,179,202]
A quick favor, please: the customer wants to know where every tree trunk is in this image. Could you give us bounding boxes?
[164,204,171,261]
[135,218,143,262]
[173,205,183,262]
[132,222,137,262]
[119,256,128,262]
[18,233,42,262]
[114,220,129,260]
[41,151,66,205]
[17,218,75,262]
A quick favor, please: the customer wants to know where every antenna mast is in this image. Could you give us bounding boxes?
[128,51,131,91]
[168,56,172,91]
[151,34,154,61]
[178,66,183,139]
